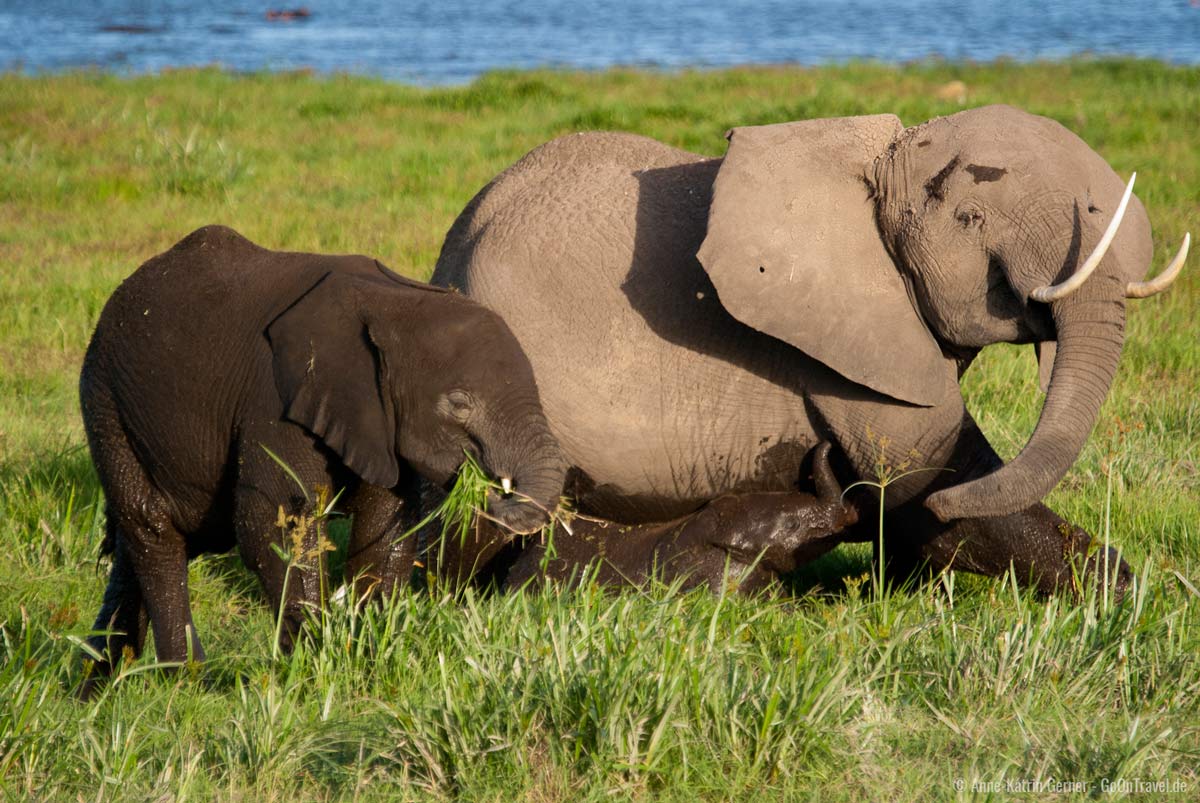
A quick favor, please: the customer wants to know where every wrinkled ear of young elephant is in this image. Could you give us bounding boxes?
[267,271,400,488]
[696,115,948,407]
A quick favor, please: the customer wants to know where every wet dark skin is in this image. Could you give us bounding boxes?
[426,438,1129,600]
[425,443,857,594]
[506,442,858,593]
[78,225,564,697]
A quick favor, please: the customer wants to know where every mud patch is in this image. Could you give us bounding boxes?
[924,156,960,202]
[965,164,1007,183]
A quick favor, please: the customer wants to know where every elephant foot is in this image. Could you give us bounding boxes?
[880,502,1133,603]
[1058,526,1133,603]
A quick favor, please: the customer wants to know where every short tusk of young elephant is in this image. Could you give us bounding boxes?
[500,476,513,494]
[1126,232,1190,298]
[1030,172,1136,303]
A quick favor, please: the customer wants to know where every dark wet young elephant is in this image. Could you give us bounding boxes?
[80,226,564,688]
[434,105,1188,596]
[504,442,859,593]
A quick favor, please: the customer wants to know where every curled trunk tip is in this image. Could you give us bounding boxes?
[926,295,1125,521]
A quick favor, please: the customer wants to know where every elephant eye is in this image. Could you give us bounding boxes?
[441,389,475,422]
[955,202,985,229]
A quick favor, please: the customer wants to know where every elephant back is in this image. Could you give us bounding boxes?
[433,133,817,521]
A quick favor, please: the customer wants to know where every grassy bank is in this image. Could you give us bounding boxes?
[1,61,1198,800]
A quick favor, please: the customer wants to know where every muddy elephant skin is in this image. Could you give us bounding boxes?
[505,442,859,593]
[79,225,564,689]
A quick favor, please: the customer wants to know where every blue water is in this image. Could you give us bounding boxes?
[3,0,1199,84]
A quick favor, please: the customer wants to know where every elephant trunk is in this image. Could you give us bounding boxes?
[481,404,567,535]
[927,278,1126,521]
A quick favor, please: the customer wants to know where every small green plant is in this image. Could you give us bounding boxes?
[435,451,494,549]
[843,428,951,605]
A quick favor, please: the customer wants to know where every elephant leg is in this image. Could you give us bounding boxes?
[233,428,335,654]
[81,408,201,694]
[345,477,421,601]
[80,524,149,698]
[849,411,1132,598]
[121,511,204,666]
[882,501,1131,599]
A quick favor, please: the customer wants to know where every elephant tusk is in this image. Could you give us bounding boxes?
[1030,172,1136,303]
[500,476,513,495]
[1126,232,1189,298]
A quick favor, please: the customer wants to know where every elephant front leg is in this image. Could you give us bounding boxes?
[233,431,337,654]
[345,477,421,601]
[830,404,1132,599]
[235,484,333,654]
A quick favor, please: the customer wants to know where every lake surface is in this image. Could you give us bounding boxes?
[3,0,1199,84]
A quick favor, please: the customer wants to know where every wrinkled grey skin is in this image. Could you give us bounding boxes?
[505,442,859,593]
[80,226,563,692]
[434,105,1152,596]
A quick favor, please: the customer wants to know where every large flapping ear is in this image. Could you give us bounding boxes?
[267,272,400,488]
[697,115,948,407]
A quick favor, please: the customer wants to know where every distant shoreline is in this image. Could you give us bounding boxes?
[2,54,1198,87]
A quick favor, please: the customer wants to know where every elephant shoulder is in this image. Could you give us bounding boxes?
[109,225,259,303]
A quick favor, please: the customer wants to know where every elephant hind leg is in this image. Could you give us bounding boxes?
[83,416,204,681]
[116,505,205,666]
[883,502,1132,599]
[79,521,149,699]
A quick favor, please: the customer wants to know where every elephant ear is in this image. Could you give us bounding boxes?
[267,271,400,488]
[696,115,948,407]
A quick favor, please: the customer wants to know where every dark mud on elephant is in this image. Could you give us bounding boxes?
[79,226,565,696]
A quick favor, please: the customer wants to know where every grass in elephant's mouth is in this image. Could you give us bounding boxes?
[0,62,1197,800]
[418,451,495,549]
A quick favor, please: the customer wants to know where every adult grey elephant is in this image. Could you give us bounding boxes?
[80,226,564,688]
[432,105,1187,593]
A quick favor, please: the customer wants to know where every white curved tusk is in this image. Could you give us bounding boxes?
[1126,232,1189,298]
[500,476,513,494]
[1030,172,1136,303]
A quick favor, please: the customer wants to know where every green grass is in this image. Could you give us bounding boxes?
[1,61,1198,800]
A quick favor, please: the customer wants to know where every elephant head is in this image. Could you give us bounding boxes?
[698,105,1187,521]
[268,265,565,534]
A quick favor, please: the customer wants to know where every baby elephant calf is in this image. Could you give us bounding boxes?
[79,225,564,695]
[505,442,858,594]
